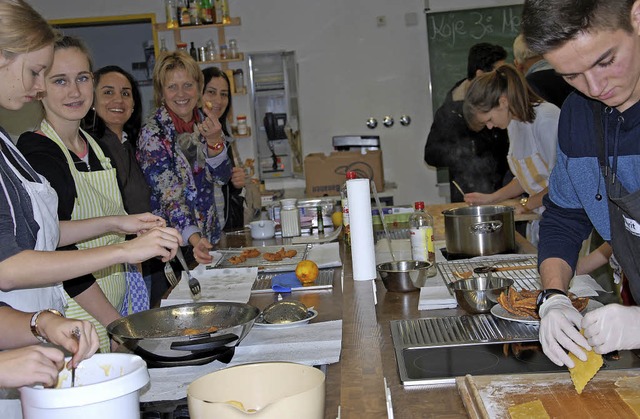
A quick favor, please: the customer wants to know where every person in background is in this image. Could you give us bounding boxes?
[462,64,560,246]
[522,0,640,367]
[82,66,168,307]
[137,52,231,265]
[0,301,99,389]
[425,42,511,202]
[202,66,246,231]
[17,36,164,353]
[512,33,574,108]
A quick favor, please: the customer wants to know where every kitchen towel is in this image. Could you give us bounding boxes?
[418,284,457,310]
[141,319,342,402]
[161,266,258,306]
[347,178,376,280]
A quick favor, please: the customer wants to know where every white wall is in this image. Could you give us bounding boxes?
[16,0,522,206]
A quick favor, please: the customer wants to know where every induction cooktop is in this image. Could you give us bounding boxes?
[391,315,640,386]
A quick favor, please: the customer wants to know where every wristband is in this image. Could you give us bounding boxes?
[207,142,224,152]
[535,289,567,314]
[30,309,64,343]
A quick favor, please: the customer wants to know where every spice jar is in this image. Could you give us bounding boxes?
[233,69,244,92]
[219,44,228,60]
[236,115,248,135]
[280,199,301,238]
[228,39,239,59]
[176,43,188,53]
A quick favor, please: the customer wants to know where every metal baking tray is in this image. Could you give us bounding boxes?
[208,244,310,271]
[437,256,540,291]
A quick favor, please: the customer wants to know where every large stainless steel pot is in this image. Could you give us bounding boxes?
[107,302,259,367]
[443,205,516,258]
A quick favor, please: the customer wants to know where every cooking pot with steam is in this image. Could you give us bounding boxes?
[443,205,516,258]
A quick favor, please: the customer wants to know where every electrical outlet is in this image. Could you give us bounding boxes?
[376,15,386,27]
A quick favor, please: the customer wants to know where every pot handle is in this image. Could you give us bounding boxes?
[170,333,239,352]
[470,221,503,235]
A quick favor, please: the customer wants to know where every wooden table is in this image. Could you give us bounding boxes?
[217,201,538,419]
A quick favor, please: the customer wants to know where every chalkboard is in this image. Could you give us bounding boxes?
[427,4,523,111]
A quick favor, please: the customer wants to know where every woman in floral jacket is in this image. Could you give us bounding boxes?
[137,52,231,264]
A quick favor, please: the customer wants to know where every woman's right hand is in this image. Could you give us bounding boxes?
[122,226,182,263]
[0,346,65,388]
[191,235,214,264]
[463,192,495,206]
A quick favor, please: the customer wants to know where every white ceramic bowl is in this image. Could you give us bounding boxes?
[20,353,148,419]
[249,220,276,239]
[188,362,325,418]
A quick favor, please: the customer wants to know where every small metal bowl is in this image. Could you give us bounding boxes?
[376,260,432,293]
[448,277,514,314]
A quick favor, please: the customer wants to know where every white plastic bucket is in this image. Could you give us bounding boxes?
[188,362,325,418]
[20,353,148,419]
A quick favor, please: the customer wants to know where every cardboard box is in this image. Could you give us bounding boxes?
[304,150,384,197]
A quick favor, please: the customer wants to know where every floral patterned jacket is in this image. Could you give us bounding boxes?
[137,105,231,245]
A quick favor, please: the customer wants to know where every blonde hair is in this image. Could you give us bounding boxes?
[0,0,57,61]
[512,33,540,64]
[463,64,542,128]
[152,51,203,107]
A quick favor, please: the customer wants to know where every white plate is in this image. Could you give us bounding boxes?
[253,309,318,329]
[490,299,603,324]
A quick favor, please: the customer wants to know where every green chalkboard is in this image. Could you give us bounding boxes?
[427,4,523,111]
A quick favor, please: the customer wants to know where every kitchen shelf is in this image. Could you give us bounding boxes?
[155,17,241,32]
[196,53,244,65]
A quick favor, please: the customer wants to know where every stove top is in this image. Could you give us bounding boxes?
[391,315,640,385]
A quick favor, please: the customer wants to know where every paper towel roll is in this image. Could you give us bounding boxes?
[346,178,376,280]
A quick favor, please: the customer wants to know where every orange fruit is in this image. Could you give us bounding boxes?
[295,260,319,285]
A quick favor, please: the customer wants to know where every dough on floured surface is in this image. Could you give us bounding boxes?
[508,399,550,419]
[568,349,603,394]
[615,376,640,417]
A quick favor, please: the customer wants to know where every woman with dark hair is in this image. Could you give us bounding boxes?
[201,66,246,231]
[82,66,169,306]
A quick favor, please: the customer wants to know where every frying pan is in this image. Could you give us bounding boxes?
[107,302,260,367]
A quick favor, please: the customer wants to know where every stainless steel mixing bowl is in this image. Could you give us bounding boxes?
[448,277,514,314]
[376,260,433,292]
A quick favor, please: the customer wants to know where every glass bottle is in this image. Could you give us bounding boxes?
[206,40,217,61]
[160,38,168,52]
[409,201,437,276]
[233,69,244,92]
[189,42,198,61]
[165,0,178,29]
[177,0,190,26]
[214,0,223,23]
[221,0,231,23]
[341,171,357,245]
[200,0,213,24]
[189,0,201,25]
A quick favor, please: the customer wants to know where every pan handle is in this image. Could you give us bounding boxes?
[170,333,238,352]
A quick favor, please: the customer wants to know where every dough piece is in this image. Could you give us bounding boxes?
[615,376,640,417]
[508,399,550,419]
[568,348,603,394]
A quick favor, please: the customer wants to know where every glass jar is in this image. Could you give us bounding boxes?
[176,43,188,53]
[233,69,244,92]
[228,39,239,59]
[236,115,248,135]
[219,44,228,60]
[280,199,301,238]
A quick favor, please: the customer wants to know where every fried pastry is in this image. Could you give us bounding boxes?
[497,288,589,320]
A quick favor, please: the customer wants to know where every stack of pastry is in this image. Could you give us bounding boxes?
[497,288,589,319]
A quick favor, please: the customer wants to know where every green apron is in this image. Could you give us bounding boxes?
[40,120,127,352]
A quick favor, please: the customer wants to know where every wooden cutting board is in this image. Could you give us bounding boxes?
[456,370,640,418]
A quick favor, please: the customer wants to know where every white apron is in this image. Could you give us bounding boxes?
[40,121,127,353]
[0,132,66,313]
[0,132,64,419]
[508,152,550,246]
